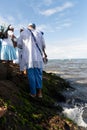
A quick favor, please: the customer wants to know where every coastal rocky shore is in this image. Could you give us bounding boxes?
[0,62,85,130]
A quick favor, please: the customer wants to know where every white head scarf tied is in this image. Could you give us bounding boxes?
[9,25,14,29]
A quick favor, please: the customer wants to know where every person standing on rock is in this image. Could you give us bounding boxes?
[0,25,17,62]
[17,27,27,74]
[17,23,47,98]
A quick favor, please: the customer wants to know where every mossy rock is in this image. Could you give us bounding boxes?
[0,62,81,130]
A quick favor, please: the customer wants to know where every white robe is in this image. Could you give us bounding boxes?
[17,29,45,71]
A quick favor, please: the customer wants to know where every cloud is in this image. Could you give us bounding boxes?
[65,22,72,27]
[26,0,53,8]
[40,2,74,16]
[36,18,72,33]
[0,15,16,27]
[7,16,15,23]
[37,24,47,31]
[44,0,53,5]
[39,19,72,33]
[46,38,87,59]
[37,24,56,33]
[55,22,72,31]
[0,16,8,26]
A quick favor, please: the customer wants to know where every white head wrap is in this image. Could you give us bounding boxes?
[8,30,14,36]
[9,25,14,29]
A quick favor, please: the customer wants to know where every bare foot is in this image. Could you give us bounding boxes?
[23,70,27,75]
[0,107,7,117]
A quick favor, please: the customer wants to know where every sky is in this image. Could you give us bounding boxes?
[0,0,87,59]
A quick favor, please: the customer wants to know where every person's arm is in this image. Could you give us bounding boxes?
[17,37,23,49]
[17,33,23,49]
[43,47,47,58]
[12,35,17,47]
[41,35,47,58]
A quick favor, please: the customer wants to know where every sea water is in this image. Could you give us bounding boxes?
[44,59,87,128]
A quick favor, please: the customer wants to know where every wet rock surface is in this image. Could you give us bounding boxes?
[0,62,85,130]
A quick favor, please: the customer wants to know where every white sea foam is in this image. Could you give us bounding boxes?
[45,59,87,128]
[63,106,87,128]
[76,79,87,84]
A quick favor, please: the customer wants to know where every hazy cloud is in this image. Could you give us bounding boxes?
[0,16,9,26]
[47,38,87,59]
[37,24,47,31]
[40,2,74,16]
[44,0,53,5]
[0,15,16,26]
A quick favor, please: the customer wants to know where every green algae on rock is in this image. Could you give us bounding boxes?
[0,62,84,130]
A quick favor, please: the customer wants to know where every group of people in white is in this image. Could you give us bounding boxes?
[0,23,47,98]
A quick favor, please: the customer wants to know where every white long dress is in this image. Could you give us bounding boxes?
[1,37,17,61]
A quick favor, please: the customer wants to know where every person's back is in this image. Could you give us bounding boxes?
[17,28,31,71]
[28,23,47,59]
[27,23,47,97]
[17,28,42,69]
[18,23,47,98]
[32,29,46,54]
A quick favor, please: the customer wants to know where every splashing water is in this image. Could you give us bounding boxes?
[44,59,87,128]
[63,105,87,128]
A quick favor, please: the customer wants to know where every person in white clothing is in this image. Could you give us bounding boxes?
[28,23,47,58]
[7,25,19,64]
[0,25,17,62]
[17,23,47,98]
[17,27,26,73]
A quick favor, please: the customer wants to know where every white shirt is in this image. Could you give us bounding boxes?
[8,30,14,37]
[17,29,45,70]
[2,38,14,46]
[32,29,46,55]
